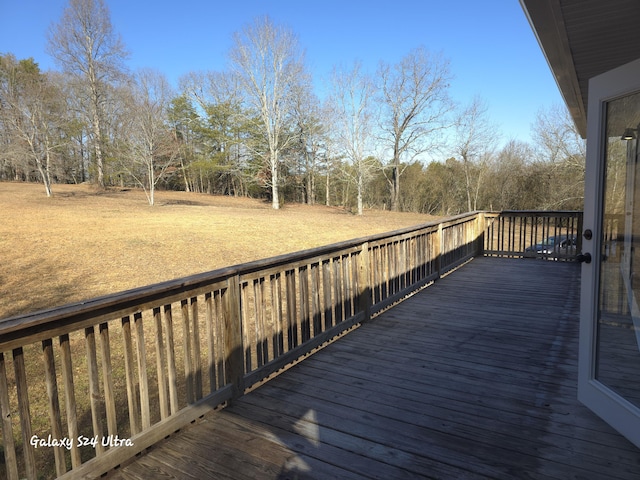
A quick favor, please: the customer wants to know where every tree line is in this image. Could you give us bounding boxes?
[0,0,586,213]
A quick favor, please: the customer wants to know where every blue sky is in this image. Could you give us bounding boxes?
[0,0,563,147]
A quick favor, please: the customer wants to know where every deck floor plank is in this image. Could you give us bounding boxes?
[108,257,640,480]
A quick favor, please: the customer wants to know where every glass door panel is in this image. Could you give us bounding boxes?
[580,58,640,449]
[596,92,640,409]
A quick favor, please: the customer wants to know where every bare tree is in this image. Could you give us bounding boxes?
[377,47,454,211]
[289,79,325,205]
[228,16,306,209]
[329,62,377,215]
[122,69,178,205]
[0,55,67,196]
[532,103,586,209]
[487,139,536,210]
[452,96,498,212]
[47,0,128,188]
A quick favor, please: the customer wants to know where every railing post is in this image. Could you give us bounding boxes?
[436,223,443,279]
[225,275,244,401]
[476,212,486,256]
[357,242,372,322]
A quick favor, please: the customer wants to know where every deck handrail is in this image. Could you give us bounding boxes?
[0,210,581,479]
[483,210,583,260]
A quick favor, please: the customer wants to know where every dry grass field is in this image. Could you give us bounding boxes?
[1,182,437,320]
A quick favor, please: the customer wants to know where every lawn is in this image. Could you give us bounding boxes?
[1,182,437,320]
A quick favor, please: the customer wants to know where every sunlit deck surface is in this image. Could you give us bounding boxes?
[107,257,640,480]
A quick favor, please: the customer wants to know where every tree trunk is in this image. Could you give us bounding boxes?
[325,171,330,206]
[357,172,364,215]
[271,150,280,209]
[306,171,315,205]
[92,106,104,188]
[89,70,105,187]
[36,159,53,197]
[390,164,400,212]
[180,158,190,192]
[271,182,280,209]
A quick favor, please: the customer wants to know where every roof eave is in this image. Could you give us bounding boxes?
[520,0,587,138]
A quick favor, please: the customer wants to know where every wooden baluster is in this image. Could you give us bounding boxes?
[333,256,344,324]
[508,214,514,255]
[383,243,390,297]
[368,247,378,305]
[133,313,150,429]
[322,259,334,329]
[409,237,416,285]
[85,326,106,455]
[264,278,275,363]
[163,305,179,414]
[310,263,322,336]
[378,243,389,302]
[544,215,550,255]
[427,231,433,276]
[59,334,81,467]
[13,347,36,479]
[351,252,360,315]
[99,323,117,437]
[418,233,426,280]
[240,281,253,373]
[503,215,509,255]
[436,223,443,279]
[486,217,492,254]
[400,239,407,290]
[410,236,416,285]
[270,273,284,358]
[205,292,216,394]
[299,265,310,342]
[428,232,433,274]
[180,300,194,404]
[190,297,203,400]
[213,291,226,387]
[42,339,66,476]
[251,280,259,366]
[342,255,352,317]
[397,240,404,291]
[0,352,19,480]
[121,316,140,435]
[418,231,429,280]
[253,278,267,366]
[153,307,169,419]
[285,269,298,349]
[262,279,272,364]
[387,243,395,296]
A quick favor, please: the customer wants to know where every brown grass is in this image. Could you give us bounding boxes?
[1,182,438,320]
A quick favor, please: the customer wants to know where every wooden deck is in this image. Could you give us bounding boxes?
[106,257,640,480]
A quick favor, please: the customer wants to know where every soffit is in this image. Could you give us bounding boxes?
[520,0,640,138]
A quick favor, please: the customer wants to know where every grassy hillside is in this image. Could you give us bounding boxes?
[1,182,437,319]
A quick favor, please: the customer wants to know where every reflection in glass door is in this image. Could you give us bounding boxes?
[596,91,640,410]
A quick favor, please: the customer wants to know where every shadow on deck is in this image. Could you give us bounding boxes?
[108,257,640,480]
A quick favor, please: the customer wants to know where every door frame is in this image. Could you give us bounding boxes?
[579,57,640,449]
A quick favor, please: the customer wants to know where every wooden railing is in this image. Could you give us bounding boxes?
[0,210,581,479]
[483,210,583,261]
